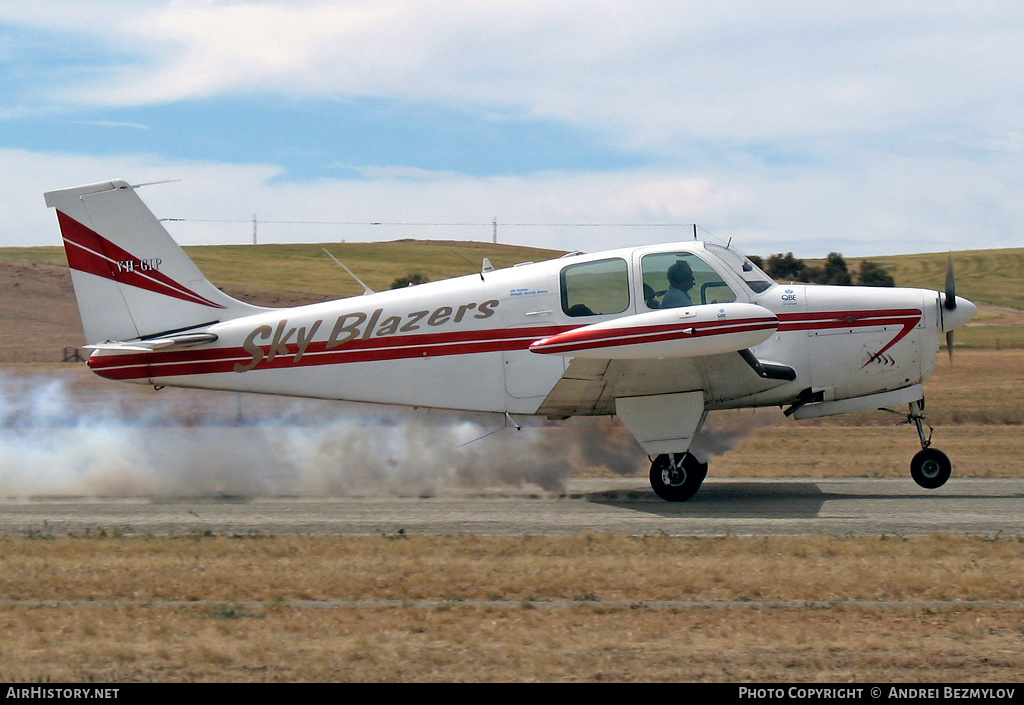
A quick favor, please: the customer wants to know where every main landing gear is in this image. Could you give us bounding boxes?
[906,399,952,489]
[649,452,708,502]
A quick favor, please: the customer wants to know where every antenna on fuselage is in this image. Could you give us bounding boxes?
[455,411,523,448]
[322,248,374,295]
[449,248,488,281]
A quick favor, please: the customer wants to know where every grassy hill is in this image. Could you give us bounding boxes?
[2,240,1021,352]
[833,249,1024,311]
[7,241,1021,303]
[0,240,564,305]
[185,240,564,299]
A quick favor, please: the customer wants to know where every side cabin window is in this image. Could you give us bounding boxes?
[641,252,737,309]
[560,257,630,317]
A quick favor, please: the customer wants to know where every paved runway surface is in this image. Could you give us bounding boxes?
[2,478,1022,536]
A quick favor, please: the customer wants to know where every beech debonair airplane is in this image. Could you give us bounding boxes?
[46,179,977,501]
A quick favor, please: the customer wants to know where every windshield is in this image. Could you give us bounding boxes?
[704,243,775,294]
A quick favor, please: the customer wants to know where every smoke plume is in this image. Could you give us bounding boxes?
[0,371,647,498]
[0,372,777,498]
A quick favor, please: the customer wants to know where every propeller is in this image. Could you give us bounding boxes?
[944,254,956,363]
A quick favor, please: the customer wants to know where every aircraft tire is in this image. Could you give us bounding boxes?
[649,452,708,502]
[910,448,952,489]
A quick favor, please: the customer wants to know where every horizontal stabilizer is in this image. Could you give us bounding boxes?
[85,332,218,353]
[529,303,778,359]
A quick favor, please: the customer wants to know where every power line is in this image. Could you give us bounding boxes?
[166,218,695,228]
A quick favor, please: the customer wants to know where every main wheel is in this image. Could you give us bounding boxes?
[910,448,951,489]
[649,452,708,502]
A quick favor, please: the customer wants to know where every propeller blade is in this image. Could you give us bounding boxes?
[944,253,957,310]
[946,331,955,364]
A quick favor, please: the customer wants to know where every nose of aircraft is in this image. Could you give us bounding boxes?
[941,294,978,332]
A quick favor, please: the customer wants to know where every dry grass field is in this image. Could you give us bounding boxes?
[706,349,1024,480]
[6,600,1023,682]
[1,534,1023,682]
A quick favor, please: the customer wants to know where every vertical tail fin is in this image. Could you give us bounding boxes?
[45,179,265,344]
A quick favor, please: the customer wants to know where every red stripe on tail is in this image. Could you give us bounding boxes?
[57,211,226,309]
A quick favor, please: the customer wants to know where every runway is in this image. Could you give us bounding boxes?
[2,477,1022,536]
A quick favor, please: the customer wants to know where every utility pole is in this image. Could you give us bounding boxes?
[493,218,497,244]
[252,214,258,245]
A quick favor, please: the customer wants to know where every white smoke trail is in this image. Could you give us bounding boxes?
[0,371,647,498]
[0,372,779,498]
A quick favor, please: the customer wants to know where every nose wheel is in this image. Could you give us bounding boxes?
[906,400,951,489]
[910,448,952,489]
[649,452,708,501]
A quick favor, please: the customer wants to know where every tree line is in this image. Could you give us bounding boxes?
[748,252,895,287]
[389,251,895,290]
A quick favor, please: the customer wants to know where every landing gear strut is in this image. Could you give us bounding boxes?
[649,452,708,502]
[906,399,952,489]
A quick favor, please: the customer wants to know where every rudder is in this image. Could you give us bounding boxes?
[45,180,265,344]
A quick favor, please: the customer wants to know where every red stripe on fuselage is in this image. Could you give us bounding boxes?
[777,308,921,362]
[776,308,920,330]
[87,324,579,380]
[88,307,924,382]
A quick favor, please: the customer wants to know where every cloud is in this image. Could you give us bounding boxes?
[12,144,1021,257]
[75,120,150,130]
[332,163,463,181]
[8,2,1024,151]
[2,3,1023,255]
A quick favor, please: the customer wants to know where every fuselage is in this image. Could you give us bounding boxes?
[85,240,972,419]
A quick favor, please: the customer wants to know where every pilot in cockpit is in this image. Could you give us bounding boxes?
[661,260,695,308]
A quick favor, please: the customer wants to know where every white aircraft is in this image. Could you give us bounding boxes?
[45,179,977,501]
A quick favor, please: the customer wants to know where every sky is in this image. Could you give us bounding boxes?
[2,1,1023,259]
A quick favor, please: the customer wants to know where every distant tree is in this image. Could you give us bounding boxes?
[818,252,852,285]
[390,273,430,289]
[747,254,764,270]
[801,264,823,283]
[857,259,895,287]
[754,251,867,286]
[765,252,807,281]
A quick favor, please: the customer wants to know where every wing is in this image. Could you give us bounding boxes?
[531,303,791,455]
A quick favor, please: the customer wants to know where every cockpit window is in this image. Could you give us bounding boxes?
[641,252,737,309]
[560,257,630,317]
[704,243,775,293]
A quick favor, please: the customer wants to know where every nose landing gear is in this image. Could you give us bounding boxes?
[906,399,952,489]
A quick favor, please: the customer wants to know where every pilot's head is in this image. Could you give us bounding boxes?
[667,260,694,289]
